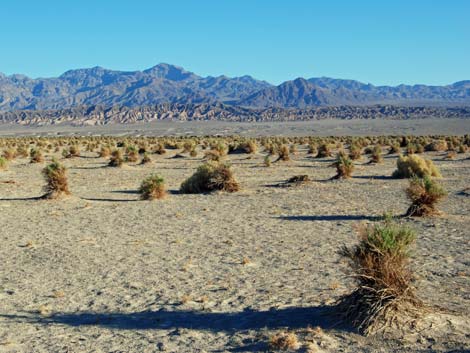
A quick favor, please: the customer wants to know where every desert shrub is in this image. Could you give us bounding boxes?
[406,144,417,155]
[204,149,223,162]
[308,143,317,155]
[425,140,448,152]
[444,151,457,160]
[333,153,354,179]
[392,155,441,178]
[189,148,198,157]
[0,156,7,170]
[317,143,332,158]
[369,145,383,164]
[289,144,298,154]
[42,160,70,199]
[405,175,447,217]
[183,141,194,153]
[140,174,166,200]
[269,332,299,350]
[30,148,44,163]
[109,149,124,167]
[154,143,167,155]
[389,143,401,154]
[140,152,152,165]
[99,146,111,158]
[180,162,239,193]
[2,149,16,161]
[338,217,421,335]
[62,145,80,158]
[349,145,361,160]
[458,144,468,153]
[264,155,271,167]
[416,144,424,154]
[125,146,139,162]
[17,146,29,158]
[276,144,290,161]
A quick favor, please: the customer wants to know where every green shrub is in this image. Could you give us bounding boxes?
[140,174,166,200]
[405,175,447,217]
[338,218,421,335]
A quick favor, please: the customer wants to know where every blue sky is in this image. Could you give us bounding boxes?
[1,0,469,85]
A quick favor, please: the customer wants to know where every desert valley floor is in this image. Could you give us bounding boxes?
[0,133,469,352]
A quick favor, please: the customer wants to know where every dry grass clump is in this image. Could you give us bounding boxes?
[333,153,354,179]
[425,140,448,152]
[389,143,401,154]
[286,175,310,185]
[369,145,383,164]
[276,144,290,161]
[2,149,16,161]
[269,331,300,350]
[338,218,422,335]
[264,155,271,167]
[62,145,80,158]
[180,162,240,194]
[30,148,44,163]
[405,175,447,217]
[125,145,139,162]
[349,144,361,160]
[99,146,111,158]
[139,174,166,200]
[109,149,124,167]
[316,143,332,158]
[42,160,70,199]
[140,152,152,165]
[392,154,441,178]
[0,156,7,170]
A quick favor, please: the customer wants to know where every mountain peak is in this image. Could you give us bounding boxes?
[143,63,199,81]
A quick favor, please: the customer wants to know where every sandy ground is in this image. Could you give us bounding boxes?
[0,144,469,352]
[0,118,470,137]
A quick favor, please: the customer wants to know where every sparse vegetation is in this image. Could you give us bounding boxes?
[333,153,354,179]
[338,217,422,335]
[42,160,70,199]
[393,154,441,178]
[405,175,447,217]
[180,162,239,193]
[140,174,166,200]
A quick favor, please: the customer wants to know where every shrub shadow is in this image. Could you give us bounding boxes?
[0,304,348,333]
[278,215,382,222]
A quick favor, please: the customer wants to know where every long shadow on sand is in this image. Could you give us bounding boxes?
[0,196,44,201]
[0,305,346,333]
[352,175,394,180]
[279,215,382,222]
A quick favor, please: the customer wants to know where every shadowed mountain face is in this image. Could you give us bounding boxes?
[0,64,469,111]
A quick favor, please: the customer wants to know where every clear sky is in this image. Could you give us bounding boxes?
[1,0,469,85]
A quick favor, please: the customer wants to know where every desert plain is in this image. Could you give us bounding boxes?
[0,121,469,353]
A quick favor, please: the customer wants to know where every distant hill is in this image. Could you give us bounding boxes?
[0,63,469,111]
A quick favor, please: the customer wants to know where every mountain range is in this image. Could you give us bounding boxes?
[1,63,469,111]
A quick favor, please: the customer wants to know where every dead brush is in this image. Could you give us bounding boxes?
[30,148,44,163]
[42,160,70,199]
[140,152,152,165]
[316,143,332,158]
[109,149,124,167]
[338,217,423,335]
[332,153,354,179]
[269,331,300,350]
[2,149,17,161]
[139,174,166,200]
[276,144,290,161]
[405,175,447,217]
[99,146,111,158]
[180,162,240,193]
[349,144,362,160]
[369,145,383,164]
